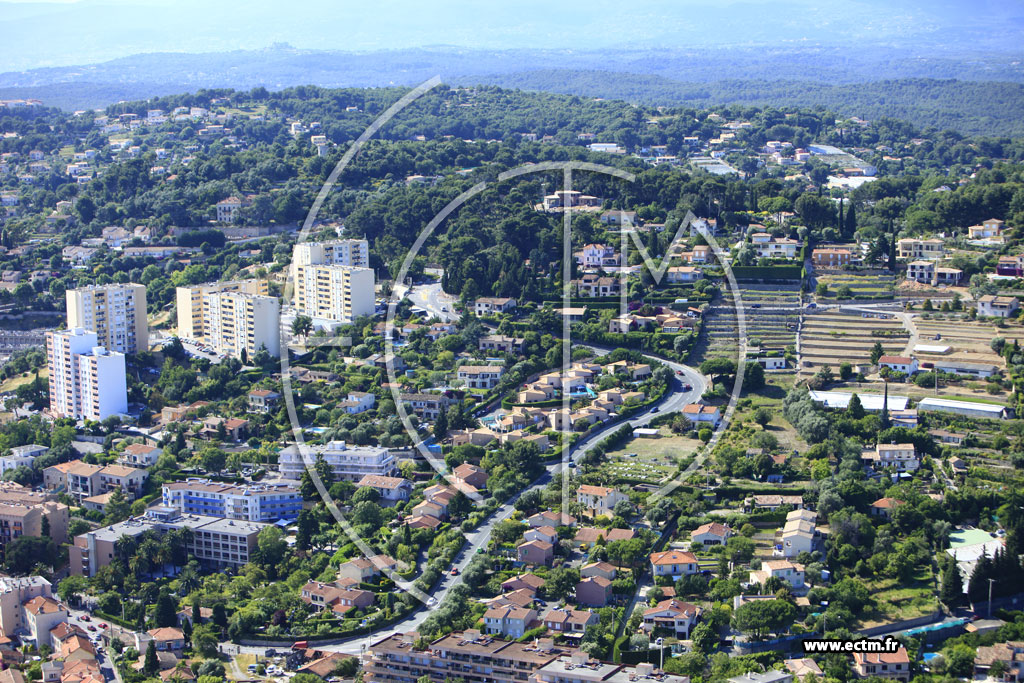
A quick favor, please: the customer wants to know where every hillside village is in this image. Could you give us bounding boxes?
[0,85,1022,683]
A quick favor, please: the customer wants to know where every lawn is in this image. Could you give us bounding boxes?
[601,427,699,484]
[0,368,45,393]
[857,570,938,629]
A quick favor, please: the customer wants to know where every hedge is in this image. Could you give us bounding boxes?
[729,265,802,281]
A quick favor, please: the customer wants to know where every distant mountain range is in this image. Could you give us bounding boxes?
[2,0,1023,72]
[2,44,1024,136]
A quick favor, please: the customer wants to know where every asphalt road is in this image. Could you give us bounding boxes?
[406,282,458,322]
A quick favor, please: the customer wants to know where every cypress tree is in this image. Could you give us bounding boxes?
[845,203,857,235]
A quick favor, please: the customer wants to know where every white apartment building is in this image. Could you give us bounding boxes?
[291,240,374,326]
[278,441,396,481]
[292,239,370,268]
[46,328,127,421]
[175,282,281,360]
[66,283,149,355]
[293,264,375,325]
[161,479,302,522]
[175,280,269,340]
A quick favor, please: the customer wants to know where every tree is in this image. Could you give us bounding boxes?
[191,624,219,658]
[144,640,159,676]
[870,341,885,365]
[848,393,865,420]
[744,361,765,392]
[543,567,580,601]
[5,535,57,574]
[839,362,853,380]
[154,590,178,627]
[254,526,288,576]
[295,509,317,551]
[212,603,228,629]
[732,599,795,640]
[700,357,736,384]
[433,406,448,440]
[291,315,313,340]
[57,575,88,605]
[690,622,717,654]
[752,407,772,429]
[103,486,131,524]
[815,282,829,297]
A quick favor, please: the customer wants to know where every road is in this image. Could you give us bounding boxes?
[233,349,707,656]
[66,605,122,683]
[405,282,458,322]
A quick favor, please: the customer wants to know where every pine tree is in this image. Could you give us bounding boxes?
[433,406,448,440]
[888,229,897,271]
[940,563,962,607]
[848,393,865,420]
[880,381,890,430]
[154,590,178,628]
[144,640,159,676]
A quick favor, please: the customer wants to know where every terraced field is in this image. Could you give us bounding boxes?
[799,309,908,373]
[817,272,897,300]
[699,285,800,362]
[912,315,1015,369]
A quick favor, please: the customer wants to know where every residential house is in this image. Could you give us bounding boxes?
[967,219,1004,240]
[479,335,525,354]
[529,511,576,528]
[690,522,733,546]
[974,642,1024,682]
[865,443,920,472]
[119,443,161,467]
[681,403,722,427]
[642,599,702,637]
[501,574,545,594]
[247,389,281,414]
[339,391,375,414]
[852,649,911,681]
[977,295,1020,318]
[870,497,906,519]
[575,244,620,269]
[877,355,919,374]
[517,540,554,566]
[355,475,412,505]
[474,297,517,316]
[812,248,853,268]
[649,550,698,578]
[483,606,537,639]
[780,509,816,558]
[525,525,559,546]
[665,266,702,284]
[576,565,615,585]
[575,577,612,607]
[575,527,635,547]
[897,238,944,260]
[457,365,504,390]
[542,608,599,634]
[576,485,628,517]
[747,560,805,589]
[452,463,488,492]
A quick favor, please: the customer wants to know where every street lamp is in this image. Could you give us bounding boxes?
[656,637,664,670]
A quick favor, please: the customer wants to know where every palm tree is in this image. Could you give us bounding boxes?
[291,315,313,341]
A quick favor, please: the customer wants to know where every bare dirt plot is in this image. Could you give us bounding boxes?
[800,311,908,371]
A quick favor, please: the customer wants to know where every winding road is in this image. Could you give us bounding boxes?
[230,285,709,655]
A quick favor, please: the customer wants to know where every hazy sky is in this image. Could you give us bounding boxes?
[1,0,1022,72]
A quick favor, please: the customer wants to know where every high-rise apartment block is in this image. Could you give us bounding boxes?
[292,240,374,325]
[66,283,148,354]
[175,280,280,359]
[46,328,127,421]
